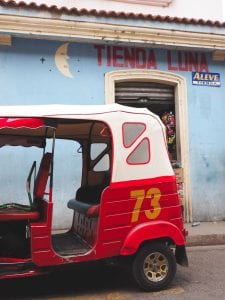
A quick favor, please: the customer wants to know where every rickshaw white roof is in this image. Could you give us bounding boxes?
[0,103,173,182]
[0,104,159,120]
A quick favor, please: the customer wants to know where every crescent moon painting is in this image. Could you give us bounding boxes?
[55,43,73,78]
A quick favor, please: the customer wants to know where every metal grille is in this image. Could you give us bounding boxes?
[115,81,174,115]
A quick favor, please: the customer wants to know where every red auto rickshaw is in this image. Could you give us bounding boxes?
[0,104,188,291]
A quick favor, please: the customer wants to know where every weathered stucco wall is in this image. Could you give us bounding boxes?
[0,38,225,227]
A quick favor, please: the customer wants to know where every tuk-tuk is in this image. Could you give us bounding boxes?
[0,104,188,291]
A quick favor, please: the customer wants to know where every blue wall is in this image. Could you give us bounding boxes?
[1,38,225,224]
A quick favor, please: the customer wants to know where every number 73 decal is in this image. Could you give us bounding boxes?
[130,188,161,222]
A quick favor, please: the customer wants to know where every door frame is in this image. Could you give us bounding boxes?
[105,69,192,222]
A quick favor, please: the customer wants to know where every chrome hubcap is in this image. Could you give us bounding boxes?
[143,251,169,282]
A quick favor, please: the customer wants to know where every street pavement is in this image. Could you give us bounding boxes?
[0,221,224,299]
[1,245,225,300]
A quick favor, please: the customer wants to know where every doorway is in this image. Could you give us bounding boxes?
[105,69,192,222]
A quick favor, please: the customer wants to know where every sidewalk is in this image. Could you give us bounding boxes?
[185,221,225,247]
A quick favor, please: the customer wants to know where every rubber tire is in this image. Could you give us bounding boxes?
[132,242,177,292]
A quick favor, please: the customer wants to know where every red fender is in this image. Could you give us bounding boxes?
[120,220,185,256]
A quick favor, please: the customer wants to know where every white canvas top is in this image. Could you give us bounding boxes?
[0,103,154,119]
[0,104,174,182]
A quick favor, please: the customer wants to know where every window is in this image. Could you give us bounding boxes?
[127,138,150,164]
[123,122,146,147]
[123,122,150,164]
[91,143,110,171]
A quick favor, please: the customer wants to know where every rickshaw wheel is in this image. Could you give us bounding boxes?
[132,242,177,292]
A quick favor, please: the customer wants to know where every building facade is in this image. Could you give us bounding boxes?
[0,0,225,227]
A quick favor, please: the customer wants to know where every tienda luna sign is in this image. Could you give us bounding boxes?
[94,45,209,72]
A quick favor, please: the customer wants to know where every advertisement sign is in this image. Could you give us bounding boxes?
[192,71,220,87]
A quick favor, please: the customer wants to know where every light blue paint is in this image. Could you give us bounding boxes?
[1,38,225,225]
[188,60,225,220]
[0,40,105,105]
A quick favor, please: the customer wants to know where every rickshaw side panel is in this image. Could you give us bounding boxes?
[30,200,58,266]
[72,211,98,246]
[97,175,184,258]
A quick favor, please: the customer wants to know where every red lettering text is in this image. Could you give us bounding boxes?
[124,47,135,68]
[94,45,105,66]
[147,50,157,69]
[94,46,208,73]
[188,52,199,71]
[136,48,146,68]
[178,51,188,71]
[107,46,111,66]
[167,50,209,72]
[94,45,157,69]
[199,53,208,72]
[167,51,178,70]
[113,46,124,67]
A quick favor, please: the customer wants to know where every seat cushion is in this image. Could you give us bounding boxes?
[67,199,99,217]
[0,208,40,221]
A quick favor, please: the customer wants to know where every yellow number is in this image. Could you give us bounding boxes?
[145,188,161,219]
[130,190,145,223]
[130,187,161,222]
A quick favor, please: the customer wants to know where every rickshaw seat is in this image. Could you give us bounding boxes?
[67,184,109,217]
[0,208,39,221]
[67,199,99,218]
[0,153,52,222]
[76,185,103,205]
[33,152,52,199]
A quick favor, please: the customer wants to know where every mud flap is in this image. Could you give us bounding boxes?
[175,245,188,267]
